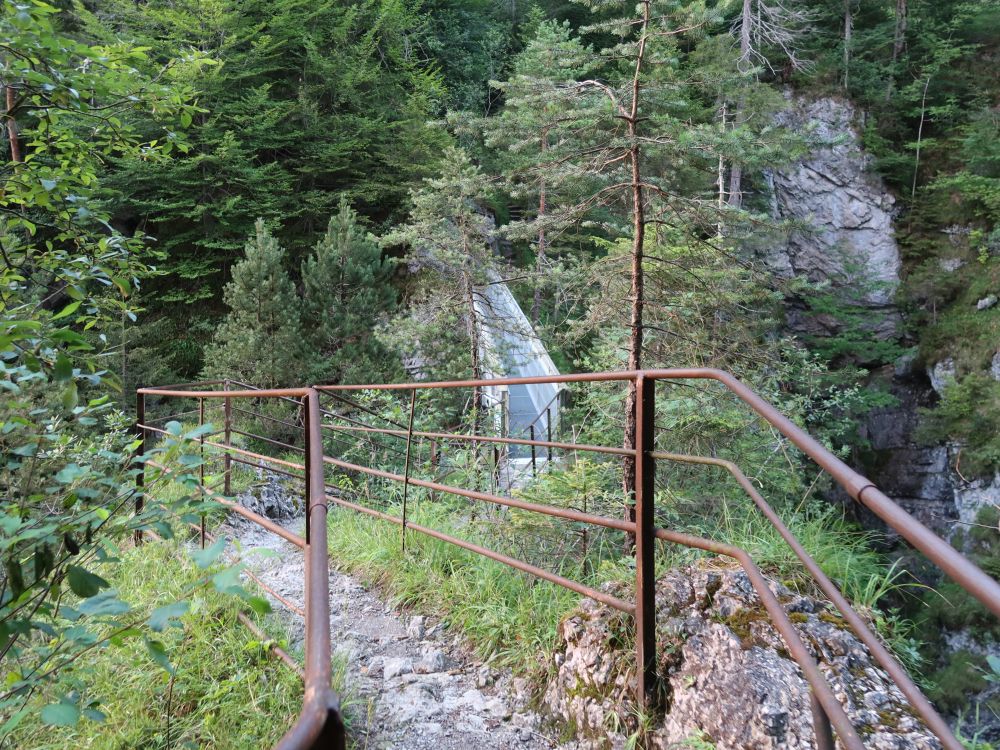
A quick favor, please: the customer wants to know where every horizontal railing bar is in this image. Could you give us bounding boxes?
[326,492,634,614]
[232,406,302,430]
[190,522,307,619]
[321,454,633,533]
[144,406,222,423]
[238,612,305,678]
[145,379,229,391]
[322,422,632,457]
[319,419,411,460]
[319,390,410,431]
[228,379,305,408]
[145,459,306,549]
[651,450,961,750]
[232,428,305,454]
[138,423,305,474]
[653,526,864,750]
[139,386,311,398]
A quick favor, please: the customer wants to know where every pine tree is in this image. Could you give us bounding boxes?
[204,220,305,387]
[301,199,399,384]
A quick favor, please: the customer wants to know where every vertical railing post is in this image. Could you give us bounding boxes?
[812,693,835,750]
[634,374,657,710]
[401,389,416,552]
[134,389,145,546]
[303,394,312,543]
[223,380,232,496]
[199,396,206,549]
[546,407,552,462]
[530,424,537,478]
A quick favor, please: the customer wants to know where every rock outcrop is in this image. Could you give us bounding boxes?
[767,96,901,339]
[544,560,941,750]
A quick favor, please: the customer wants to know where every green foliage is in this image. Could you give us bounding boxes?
[6,540,305,749]
[301,199,399,385]
[203,220,306,387]
[918,374,1000,478]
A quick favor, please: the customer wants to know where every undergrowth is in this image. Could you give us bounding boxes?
[8,540,308,750]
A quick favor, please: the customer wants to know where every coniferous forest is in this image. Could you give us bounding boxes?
[1,0,999,747]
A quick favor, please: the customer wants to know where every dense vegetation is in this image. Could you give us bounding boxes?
[2,0,998,745]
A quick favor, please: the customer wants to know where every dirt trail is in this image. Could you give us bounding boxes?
[224,515,576,750]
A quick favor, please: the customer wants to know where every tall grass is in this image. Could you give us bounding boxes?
[9,540,310,750]
[326,503,585,674]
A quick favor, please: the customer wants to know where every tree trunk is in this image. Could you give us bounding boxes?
[727,0,752,208]
[727,107,744,209]
[465,271,482,410]
[843,0,853,90]
[622,0,650,536]
[911,74,931,200]
[4,84,21,163]
[886,0,907,99]
[532,129,548,326]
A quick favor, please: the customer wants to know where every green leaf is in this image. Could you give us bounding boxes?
[50,301,81,321]
[145,638,174,675]
[54,463,86,483]
[77,589,129,617]
[191,537,226,569]
[67,565,109,598]
[40,702,79,727]
[245,595,271,616]
[149,601,188,632]
[53,353,72,382]
[211,564,243,595]
[61,382,79,410]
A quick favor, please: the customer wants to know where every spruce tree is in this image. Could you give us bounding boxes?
[301,199,399,384]
[204,220,305,387]
[383,148,495,403]
[487,15,596,324]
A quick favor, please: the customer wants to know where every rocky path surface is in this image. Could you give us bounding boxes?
[224,514,573,750]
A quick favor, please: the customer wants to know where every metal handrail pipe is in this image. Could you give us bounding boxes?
[232,406,302,431]
[139,386,312,399]
[322,422,633,457]
[326,492,634,614]
[189,522,307,619]
[145,379,228,390]
[276,389,343,749]
[645,367,1000,618]
[231,428,305,454]
[228,378,306,408]
[238,612,305,678]
[137,422,305,474]
[650,450,961,750]
[320,454,634,533]
[653,526,865,750]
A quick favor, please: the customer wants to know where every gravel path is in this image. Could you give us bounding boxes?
[224,514,575,750]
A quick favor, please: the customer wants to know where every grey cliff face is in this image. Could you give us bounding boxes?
[768,96,901,338]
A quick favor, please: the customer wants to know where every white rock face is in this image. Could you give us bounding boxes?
[769,96,901,336]
[991,350,1000,381]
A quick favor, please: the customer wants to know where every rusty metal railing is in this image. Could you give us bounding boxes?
[135,382,345,750]
[136,369,1000,750]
